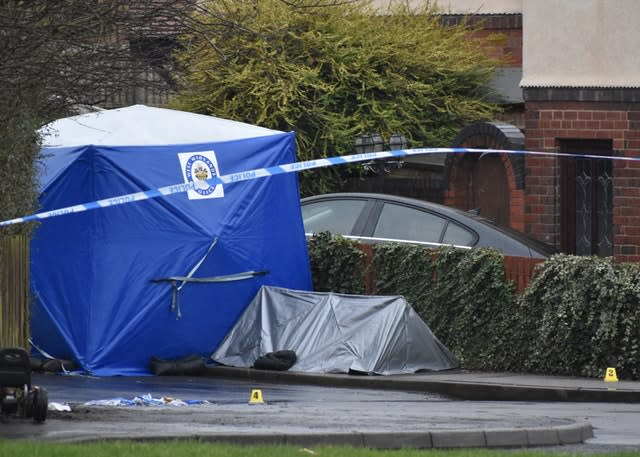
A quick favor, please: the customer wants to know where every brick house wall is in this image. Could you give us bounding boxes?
[443,3,640,263]
[390,13,526,207]
[440,14,527,230]
[519,0,640,261]
[471,26,522,70]
[441,14,522,67]
[523,94,640,262]
[441,14,524,130]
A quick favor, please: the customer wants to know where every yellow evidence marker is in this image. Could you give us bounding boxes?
[604,367,619,382]
[249,388,265,404]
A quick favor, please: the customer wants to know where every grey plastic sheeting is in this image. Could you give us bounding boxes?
[212,286,458,375]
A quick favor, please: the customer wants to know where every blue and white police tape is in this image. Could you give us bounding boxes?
[1,146,636,228]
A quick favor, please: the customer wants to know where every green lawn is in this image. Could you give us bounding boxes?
[0,441,639,457]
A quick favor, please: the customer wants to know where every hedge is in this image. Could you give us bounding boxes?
[306,233,640,380]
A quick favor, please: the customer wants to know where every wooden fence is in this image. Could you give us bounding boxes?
[0,236,30,349]
[503,255,545,293]
[359,245,543,294]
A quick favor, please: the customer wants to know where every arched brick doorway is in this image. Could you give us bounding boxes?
[444,122,525,231]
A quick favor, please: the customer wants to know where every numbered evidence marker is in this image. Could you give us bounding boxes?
[604,367,619,383]
[249,388,265,404]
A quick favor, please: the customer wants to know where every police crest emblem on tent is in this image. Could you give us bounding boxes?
[178,151,224,199]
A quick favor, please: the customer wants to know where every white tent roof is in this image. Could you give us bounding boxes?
[40,105,282,148]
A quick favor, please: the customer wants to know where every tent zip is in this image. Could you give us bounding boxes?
[151,238,268,318]
[151,271,268,319]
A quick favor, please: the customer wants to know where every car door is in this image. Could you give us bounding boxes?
[301,196,376,238]
[364,200,478,248]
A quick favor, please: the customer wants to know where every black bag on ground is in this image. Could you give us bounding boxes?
[253,350,297,371]
[150,354,205,376]
[30,356,78,373]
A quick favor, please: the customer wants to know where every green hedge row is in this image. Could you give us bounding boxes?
[306,233,640,380]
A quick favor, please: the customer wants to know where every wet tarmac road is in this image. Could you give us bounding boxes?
[1,372,638,452]
[0,372,591,448]
[33,372,446,405]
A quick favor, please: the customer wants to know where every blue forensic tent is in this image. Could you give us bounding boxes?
[30,105,312,376]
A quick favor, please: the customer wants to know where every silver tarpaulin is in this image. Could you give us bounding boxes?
[211,286,458,375]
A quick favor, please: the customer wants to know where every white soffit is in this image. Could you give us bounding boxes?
[521,0,640,88]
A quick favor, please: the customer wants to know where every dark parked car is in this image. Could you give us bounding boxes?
[301,193,556,258]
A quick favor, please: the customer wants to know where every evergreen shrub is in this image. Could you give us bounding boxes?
[306,234,640,379]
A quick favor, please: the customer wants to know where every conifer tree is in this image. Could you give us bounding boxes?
[171,0,499,194]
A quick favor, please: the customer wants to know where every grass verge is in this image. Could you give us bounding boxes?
[1,441,640,457]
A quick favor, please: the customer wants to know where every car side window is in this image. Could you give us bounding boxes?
[301,200,367,235]
[442,221,476,246]
[373,203,446,244]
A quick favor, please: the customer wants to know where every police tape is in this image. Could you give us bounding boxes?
[1,146,636,227]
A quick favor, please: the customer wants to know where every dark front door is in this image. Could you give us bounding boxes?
[471,153,510,227]
[559,140,613,256]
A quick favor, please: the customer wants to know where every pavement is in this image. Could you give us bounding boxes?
[1,366,640,449]
[207,365,640,403]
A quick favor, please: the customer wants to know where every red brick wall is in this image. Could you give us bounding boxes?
[441,14,522,67]
[443,160,468,210]
[524,101,640,262]
[470,28,522,67]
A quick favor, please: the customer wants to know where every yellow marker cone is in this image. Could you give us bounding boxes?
[604,367,619,382]
[249,388,265,404]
